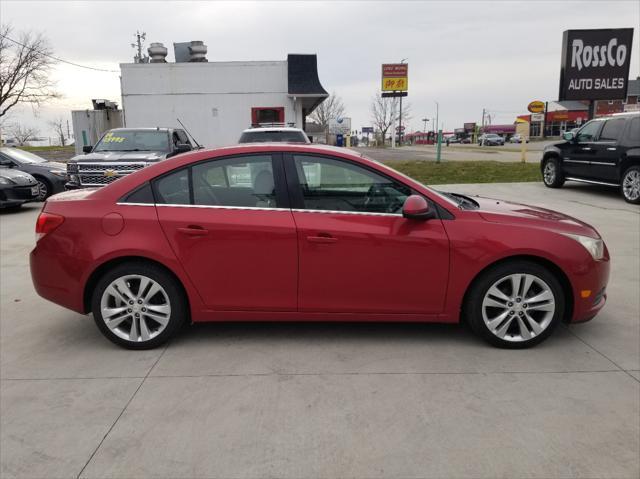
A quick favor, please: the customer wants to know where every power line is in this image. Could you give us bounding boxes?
[1,33,120,73]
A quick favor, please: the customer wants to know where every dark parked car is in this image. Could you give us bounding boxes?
[66,128,193,189]
[541,112,640,204]
[0,147,67,200]
[0,166,39,209]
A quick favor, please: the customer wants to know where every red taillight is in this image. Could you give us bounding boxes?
[35,212,65,242]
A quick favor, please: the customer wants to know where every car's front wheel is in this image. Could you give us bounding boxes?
[621,165,640,204]
[91,262,187,349]
[542,157,565,188]
[464,261,564,348]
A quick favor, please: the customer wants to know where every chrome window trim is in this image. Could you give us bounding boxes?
[116,202,402,217]
[116,202,155,207]
[155,203,287,212]
[291,208,400,217]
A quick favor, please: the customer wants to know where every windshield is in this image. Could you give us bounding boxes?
[0,147,47,164]
[239,131,309,143]
[93,130,170,152]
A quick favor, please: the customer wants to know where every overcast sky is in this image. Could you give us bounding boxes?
[2,0,639,139]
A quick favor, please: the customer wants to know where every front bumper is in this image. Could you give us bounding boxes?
[570,257,610,323]
[0,183,39,206]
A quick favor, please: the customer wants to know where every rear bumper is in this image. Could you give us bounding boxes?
[570,258,610,323]
[30,247,87,313]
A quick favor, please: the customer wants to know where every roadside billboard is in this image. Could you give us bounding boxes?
[381,64,408,92]
[559,28,634,101]
[329,117,351,134]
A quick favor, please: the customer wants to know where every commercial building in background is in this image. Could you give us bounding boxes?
[71,99,123,155]
[517,77,639,137]
[119,42,328,147]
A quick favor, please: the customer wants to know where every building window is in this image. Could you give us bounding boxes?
[251,107,284,126]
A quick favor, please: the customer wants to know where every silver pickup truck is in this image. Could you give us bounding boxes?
[66,128,193,189]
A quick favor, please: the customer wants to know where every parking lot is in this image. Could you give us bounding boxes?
[1,181,639,478]
[356,141,555,163]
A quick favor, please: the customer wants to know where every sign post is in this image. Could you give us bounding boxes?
[381,63,409,148]
[558,28,634,119]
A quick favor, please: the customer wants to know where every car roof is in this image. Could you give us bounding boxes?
[241,127,305,133]
[108,127,176,132]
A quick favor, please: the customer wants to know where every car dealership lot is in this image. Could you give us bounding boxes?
[1,183,638,478]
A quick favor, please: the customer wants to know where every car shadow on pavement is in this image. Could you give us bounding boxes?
[173,321,477,347]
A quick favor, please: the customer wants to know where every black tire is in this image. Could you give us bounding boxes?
[620,165,640,204]
[33,176,51,201]
[464,260,565,349]
[542,157,565,188]
[91,262,187,350]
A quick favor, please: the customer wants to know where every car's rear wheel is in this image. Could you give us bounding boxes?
[621,166,640,204]
[34,177,50,201]
[542,157,565,188]
[91,262,186,349]
[464,261,564,348]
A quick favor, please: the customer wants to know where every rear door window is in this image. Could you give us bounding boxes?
[599,118,626,142]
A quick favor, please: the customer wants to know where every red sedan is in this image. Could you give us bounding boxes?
[30,144,609,349]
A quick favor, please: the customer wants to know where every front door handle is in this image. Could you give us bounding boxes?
[581,147,592,151]
[307,233,337,244]
[606,147,617,151]
[177,225,209,237]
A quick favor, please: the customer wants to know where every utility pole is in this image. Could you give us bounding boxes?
[421,118,429,133]
[435,101,442,163]
[480,108,486,145]
[66,120,70,140]
[398,58,408,147]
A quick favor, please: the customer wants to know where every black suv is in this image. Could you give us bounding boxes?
[66,128,193,189]
[541,112,640,204]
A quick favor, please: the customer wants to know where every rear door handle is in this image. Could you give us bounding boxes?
[581,147,592,151]
[306,233,337,244]
[177,225,209,237]
[606,147,617,151]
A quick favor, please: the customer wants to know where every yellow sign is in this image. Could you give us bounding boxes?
[381,64,409,92]
[102,132,126,143]
[527,101,545,113]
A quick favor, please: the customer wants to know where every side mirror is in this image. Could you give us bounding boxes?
[0,159,12,167]
[174,143,192,154]
[82,145,92,153]
[402,195,436,220]
[562,131,575,142]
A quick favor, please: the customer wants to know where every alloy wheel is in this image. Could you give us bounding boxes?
[36,180,49,201]
[99,274,171,342]
[543,162,556,185]
[622,169,640,202]
[482,273,556,342]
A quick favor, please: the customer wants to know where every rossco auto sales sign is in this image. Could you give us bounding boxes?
[559,28,634,101]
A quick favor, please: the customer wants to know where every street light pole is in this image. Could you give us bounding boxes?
[435,101,441,163]
[398,58,408,147]
[421,118,429,133]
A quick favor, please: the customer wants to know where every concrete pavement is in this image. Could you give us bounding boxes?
[1,181,638,479]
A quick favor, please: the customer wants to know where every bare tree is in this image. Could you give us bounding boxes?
[8,123,39,145]
[49,117,66,146]
[0,24,60,118]
[309,92,345,141]
[370,95,411,146]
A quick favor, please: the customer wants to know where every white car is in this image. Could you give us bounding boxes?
[510,134,529,144]
[238,127,310,144]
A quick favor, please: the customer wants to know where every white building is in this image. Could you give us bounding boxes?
[120,45,328,147]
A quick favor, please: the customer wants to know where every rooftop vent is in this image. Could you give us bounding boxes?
[173,41,208,62]
[148,42,168,63]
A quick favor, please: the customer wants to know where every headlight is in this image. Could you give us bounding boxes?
[49,170,67,177]
[0,176,14,185]
[67,163,79,173]
[563,233,604,260]
[68,174,79,183]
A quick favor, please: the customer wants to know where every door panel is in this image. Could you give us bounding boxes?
[153,153,297,311]
[294,211,450,314]
[157,206,297,311]
[563,120,602,178]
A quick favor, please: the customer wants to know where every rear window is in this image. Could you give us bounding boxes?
[239,131,308,143]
